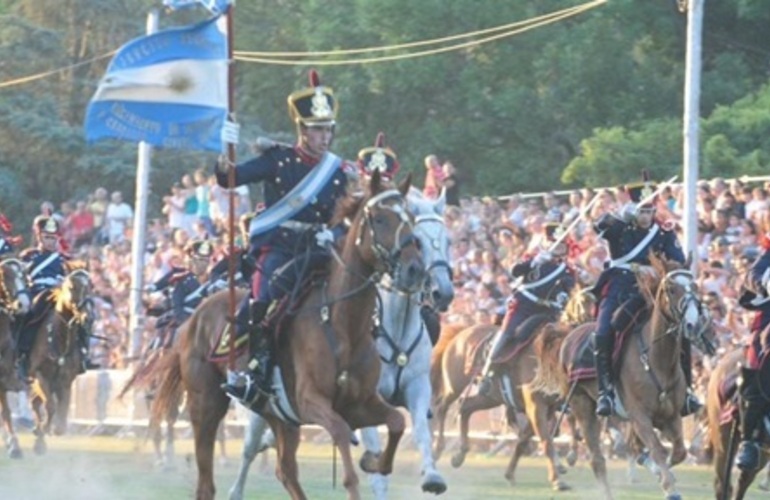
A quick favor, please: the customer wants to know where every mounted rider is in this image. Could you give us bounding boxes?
[734,234,770,470]
[477,222,576,395]
[219,69,355,405]
[205,214,255,293]
[591,176,700,417]
[15,216,96,379]
[144,239,215,350]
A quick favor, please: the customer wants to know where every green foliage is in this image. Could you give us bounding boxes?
[0,0,768,223]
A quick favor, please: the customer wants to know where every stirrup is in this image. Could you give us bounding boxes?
[595,393,615,417]
[680,390,702,417]
[477,376,493,396]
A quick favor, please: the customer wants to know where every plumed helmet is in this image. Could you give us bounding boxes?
[625,170,658,207]
[287,69,338,128]
[357,132,400,180]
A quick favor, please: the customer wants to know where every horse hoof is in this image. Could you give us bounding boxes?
[450,453,465,468]
[557,463,568,475]
[504,472,515,486]
[421,471,447,495]
[8,447,23,459]
[759,481,770,491]
[359,450,380,473]
[33,439,47,456]
[553,480,571,491]
[566,451,577,467]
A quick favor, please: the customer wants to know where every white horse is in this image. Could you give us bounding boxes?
[228,189,454,500]
[358,188,454,498]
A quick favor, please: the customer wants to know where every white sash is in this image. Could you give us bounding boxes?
[609,224,659,268]
[519,263,566,291]
[29,252,60,279]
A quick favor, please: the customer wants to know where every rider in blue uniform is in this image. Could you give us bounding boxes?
[734,237,770,470]
[591,179,700,417]
[145,240,214,350]
[15,217,71,380]
[219,70,355,405]
[205,215,254,293]
[477,222,576,394]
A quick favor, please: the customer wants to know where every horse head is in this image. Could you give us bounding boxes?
[407,187,454,311]
[0,258,31,315]
[56,268,93,322]
[337,170,425,293]
[645,254,717,356]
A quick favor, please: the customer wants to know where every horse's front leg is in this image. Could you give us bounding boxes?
[405,376,447,495]
[359,426,388,500]
[522,387,570,491]
[0,391,22,458]
[631,412,680,500]
[451,392,497,468]
[30,388,47,455]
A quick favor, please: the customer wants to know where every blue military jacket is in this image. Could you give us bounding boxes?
[148,267,209,321]
[512,258,575,309]
[216,144,350,251]
[20,248,68,294]
[739,248,770,319]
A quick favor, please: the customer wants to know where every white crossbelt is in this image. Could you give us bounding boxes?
[516,263,566,305]
[29,252,60,278]
[184,283,208,304]
[280,220,316,231]
[609,224,659,269]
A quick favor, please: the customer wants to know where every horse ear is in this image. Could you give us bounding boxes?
[397,172,412,197]
[369,168,382,194]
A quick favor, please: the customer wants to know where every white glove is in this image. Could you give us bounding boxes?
[315,228,335,249]
[143,284,156,293]
[555,292,569,308]
[221,120,240,145]
[619,202,638,222]
[532,251,551,266]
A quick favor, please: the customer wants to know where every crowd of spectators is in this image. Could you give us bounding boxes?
[23,170,770,373]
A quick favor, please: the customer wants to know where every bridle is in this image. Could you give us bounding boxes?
[655,268,715,354]
[0,259,31,315]
[413,213,453,284]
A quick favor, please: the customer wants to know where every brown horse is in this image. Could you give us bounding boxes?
[708,348,770,500]
[448,287,595,491]
[534,257,716,500]
[151,171,425,500]
[27,267,92,454]
[0,258,31,458]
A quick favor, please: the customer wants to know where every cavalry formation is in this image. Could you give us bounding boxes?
[3,68,770,500]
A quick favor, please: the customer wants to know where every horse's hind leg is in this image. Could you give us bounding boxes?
[734,468,761,500]
[359,426,388,500]
[631,413,679,499]
[229,411,271,500]
[571,392,613,499]
[267,417,306,500]
[451,393,497,468]
[188,377,229,500]
[504,417,534,486]
[524,389,569,491]
[0,391,22,458]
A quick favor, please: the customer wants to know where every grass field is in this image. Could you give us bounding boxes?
[0,432,767,499]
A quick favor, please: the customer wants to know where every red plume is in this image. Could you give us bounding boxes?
[375,132,385,148]
[7,235,22,246]
[308,69,320,87]
[0,214,12,233]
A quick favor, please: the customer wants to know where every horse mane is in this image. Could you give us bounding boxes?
[330,193,364,227]
[66,259,89,272]
[636,253,682,306]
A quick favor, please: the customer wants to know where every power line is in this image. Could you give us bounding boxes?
[0,51,116,89]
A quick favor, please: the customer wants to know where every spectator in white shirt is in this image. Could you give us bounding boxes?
[105,191,133,244]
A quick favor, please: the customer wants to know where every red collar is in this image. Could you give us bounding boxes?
[294,144,323,165]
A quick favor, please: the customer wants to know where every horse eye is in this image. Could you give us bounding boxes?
[373,215,387,226]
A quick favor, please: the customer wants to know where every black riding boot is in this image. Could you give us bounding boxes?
[478,330,505,396]
[594,333,615,417]
[421,305,441,346]
[222,300,271,405]
[15,351,30,382]
[736,367,769,471]
[680,339,702,416]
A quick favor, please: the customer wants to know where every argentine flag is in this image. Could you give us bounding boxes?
[163,0,233,16]
[84,16,228,153]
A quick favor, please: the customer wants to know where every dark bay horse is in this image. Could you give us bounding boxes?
[708,348,769,500]
[152,171,425,500]
[534,257,716,500]
[449,288,595,491]
[27,267,92,454]
[0,258,31,458]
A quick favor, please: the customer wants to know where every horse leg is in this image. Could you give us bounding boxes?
[565,413,581,467]
[0,391,22,459]
[217,420,228,466]
[734,468,760,500]
[524,389,569,491]
[504,417,534,486]
[229,411,271,500]
[359,426,388,500]
[759,461,770,491]
[405,377,447,495]
[266,417,306,500]
[451,393,497,468]
[432,396,448,460]
[164,406,177,470]
[30,383,48,455]
[571,392,613,500]
[187,371,229,500]
[348,395,405,478]
[631,413,680,500]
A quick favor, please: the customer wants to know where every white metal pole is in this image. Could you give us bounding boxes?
[128,9,159,363]
[682,0,703,274]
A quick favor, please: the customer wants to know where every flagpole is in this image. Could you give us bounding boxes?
[128,8,159,365]
[225,4,237,371]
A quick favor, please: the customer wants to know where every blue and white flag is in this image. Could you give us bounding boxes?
[163,0,233,16]
[84,16,229,152]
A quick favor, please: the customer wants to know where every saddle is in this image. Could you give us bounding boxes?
[565,302,649,383]
[464,329,497,376]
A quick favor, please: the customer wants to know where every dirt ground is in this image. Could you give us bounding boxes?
[0,432,767,499]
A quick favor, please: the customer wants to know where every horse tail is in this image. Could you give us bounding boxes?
[117,352,159,400]
[149,348,183,428]
[531,323,569,396]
